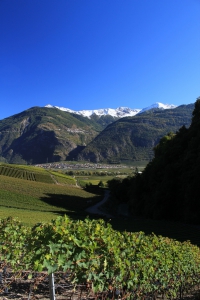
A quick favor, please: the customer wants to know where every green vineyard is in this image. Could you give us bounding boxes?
[0,164,77,185]
[0,165,53,183]
[50,171,76,185]
[0,216,200,300]
[0,165,33,179]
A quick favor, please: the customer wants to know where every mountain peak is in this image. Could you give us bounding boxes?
[45,102,177,118]
[139,102,177,114]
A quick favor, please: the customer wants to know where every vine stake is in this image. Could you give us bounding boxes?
[49,273,56,300]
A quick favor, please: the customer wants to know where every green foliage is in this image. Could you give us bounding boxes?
[0,216,200,297]
[0,217,31,269]
[98,180,105,187]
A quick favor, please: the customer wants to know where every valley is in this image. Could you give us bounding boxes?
[0,101,200,300]
[0,146,200,300]
[1,1,199,297]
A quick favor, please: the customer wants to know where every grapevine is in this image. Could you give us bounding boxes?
[0,216,200,299]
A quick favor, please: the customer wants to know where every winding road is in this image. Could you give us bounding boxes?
[85,190,113,218]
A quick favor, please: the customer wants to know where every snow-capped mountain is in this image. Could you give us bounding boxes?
[45,105,141,118]
[138,102,177,114]
[45,102,177,119]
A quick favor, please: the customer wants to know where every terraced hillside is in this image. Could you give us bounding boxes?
[0,164,52,182]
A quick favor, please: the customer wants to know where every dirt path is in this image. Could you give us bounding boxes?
[50,174,58,184]
[85,190,113,218]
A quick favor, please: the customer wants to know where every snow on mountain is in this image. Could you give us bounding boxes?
[138,102,177,114]
[45,104,75,114]
[45,102,177,118]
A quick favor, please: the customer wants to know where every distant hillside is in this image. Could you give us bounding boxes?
[77,103,194,163]
[0,103,194,165]
[0,107,101,164]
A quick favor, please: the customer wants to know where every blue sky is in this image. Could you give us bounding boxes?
[0,0,199,120]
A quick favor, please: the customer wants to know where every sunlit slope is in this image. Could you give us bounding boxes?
[0,163,77,185]
[0,106,101,164]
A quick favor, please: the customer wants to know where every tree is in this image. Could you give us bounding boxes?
[98,180,104,188]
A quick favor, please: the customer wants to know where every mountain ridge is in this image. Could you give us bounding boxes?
[0,102,194,164]
[76,103,194,163]
[45,102,177,118]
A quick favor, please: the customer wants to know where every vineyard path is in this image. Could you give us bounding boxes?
[85,190,113,218]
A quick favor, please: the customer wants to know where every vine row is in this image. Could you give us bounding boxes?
[0,216,200,299]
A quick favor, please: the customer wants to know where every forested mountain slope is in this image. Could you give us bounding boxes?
[77,103,194,163]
